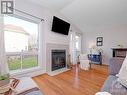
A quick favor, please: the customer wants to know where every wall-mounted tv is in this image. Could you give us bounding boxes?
[51,16,70,35]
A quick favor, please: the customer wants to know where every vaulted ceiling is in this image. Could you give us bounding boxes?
[28,0,127,32]
[28,0,75,11]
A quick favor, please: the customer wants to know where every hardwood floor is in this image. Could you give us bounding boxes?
[33,64,108,95]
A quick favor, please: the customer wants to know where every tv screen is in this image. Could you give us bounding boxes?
[51,16,70,35]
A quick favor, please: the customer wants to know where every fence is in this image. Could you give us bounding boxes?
[6,51,38,70]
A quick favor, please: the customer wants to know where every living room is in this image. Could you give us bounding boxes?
[0,0,127,95]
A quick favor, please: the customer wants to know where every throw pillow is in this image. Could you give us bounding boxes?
[118,54,127,88]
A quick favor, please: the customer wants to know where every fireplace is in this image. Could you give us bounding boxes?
[46,43,69,76]
[52,50,66,71]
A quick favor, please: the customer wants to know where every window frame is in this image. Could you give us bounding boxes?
[4,15,41,74]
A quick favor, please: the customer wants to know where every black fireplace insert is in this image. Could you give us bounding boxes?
[52,50,66,71]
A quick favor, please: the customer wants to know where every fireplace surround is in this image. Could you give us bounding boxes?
[46,43,69,76]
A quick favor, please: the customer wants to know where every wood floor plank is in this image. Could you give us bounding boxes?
[33,64,108,95]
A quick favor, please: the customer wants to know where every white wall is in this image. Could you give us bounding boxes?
[43,12,70,45]
[44,11,82,45]
[12,0,82,77]
[82,25,127,65]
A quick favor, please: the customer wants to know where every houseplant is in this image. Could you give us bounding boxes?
[0,74,10,93]
[0,74,10,87]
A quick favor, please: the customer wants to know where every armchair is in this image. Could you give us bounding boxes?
[79,54,90,70]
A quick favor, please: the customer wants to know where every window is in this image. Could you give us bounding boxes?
[75,35,81,51]
[4,16,39,71]
[69,32,81,64]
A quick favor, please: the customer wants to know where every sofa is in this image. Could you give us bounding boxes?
[101,57,127,95]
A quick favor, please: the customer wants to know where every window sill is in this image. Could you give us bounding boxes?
[10,66,42,77]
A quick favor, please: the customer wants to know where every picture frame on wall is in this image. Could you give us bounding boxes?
[97,37,103,46]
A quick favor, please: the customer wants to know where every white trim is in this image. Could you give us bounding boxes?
[10,66,45,77]
[5,16,45,77]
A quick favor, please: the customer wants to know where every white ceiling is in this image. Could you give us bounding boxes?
[28,0,127,32]
[27,0,75,11]
[61,0,127,32]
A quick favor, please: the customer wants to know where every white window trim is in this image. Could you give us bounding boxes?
[4,15,43,75]
[10,66,41,76]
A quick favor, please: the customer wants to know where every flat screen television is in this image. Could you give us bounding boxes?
[51,16,70,35]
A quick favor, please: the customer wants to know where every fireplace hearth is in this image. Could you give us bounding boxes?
[52,50,66,71]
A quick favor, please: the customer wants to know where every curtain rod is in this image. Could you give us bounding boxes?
[8,7,44,21]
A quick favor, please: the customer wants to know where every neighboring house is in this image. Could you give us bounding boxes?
[4,24,29,52]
